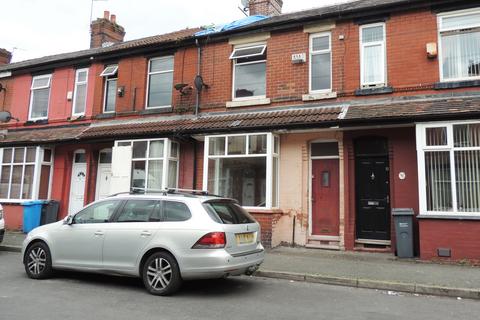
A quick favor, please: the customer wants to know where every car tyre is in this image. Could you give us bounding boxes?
[142,251,182,296]
[24,242,54,279]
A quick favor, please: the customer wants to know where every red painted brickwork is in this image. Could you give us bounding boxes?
[343,127,419,253]
[249,212,282,248]
[2,204,23,230]
[419,219,480,261]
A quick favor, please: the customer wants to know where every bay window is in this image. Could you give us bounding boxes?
[417,122,480,215]
[114,139,179,192]
[203,133,279,208]
[0,147,53,201]
[438,9,480,81]
[29,74,52,120]
[360,23,386,87]
[230,44,267,99]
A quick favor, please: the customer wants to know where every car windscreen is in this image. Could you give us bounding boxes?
[203,201,256,224]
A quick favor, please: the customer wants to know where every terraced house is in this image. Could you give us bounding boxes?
[0,0,479,261]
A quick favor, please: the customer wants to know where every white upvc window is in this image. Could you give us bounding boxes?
[29,74,52,120]
[0,146,53,201]
[146,56,174,109]
[72,68,89,116]
[438,8,480,82]
[310,32,332,93]
[360,23,387,87]
[203,133,279,209]
[416,121,480,216]
[114,138,179,192]
[101,64,118,113]
[231,43,267,100]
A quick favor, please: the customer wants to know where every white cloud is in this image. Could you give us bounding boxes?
[0,0,348,62]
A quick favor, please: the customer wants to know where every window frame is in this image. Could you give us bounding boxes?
[359,22,387,87]
[72,68,89,117]
[416,120,480,216]
[103,76,117,113]
[203,132,279,209]
[0,146,54,202]
[114,138,179,192]
[231,43,267,101]
[28,74,52,121]
[100,65,119,77]
[145,56,174,110]
[309,32,332,94]
[437,8,480,83]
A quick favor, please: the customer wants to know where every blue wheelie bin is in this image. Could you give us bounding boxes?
[22,200,46,233]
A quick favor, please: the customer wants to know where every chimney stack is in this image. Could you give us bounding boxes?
[248,0,283,16]
[90,11,125,48]
[0,48,12,65]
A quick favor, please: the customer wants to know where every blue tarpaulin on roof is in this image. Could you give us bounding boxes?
[195,15,269,36]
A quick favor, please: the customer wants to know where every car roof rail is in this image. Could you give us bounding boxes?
[107,188,224,198]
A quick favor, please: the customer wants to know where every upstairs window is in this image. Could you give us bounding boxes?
[147,56,174,109]
[29,74,51,120]
[310,33,332,92]
[72,68,89,116]
[438,9,480,81]
[360,23,386,87]
[230,44,267,99]
[101,65,118,113]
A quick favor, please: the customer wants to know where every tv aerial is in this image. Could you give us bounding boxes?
[239,0,249,16]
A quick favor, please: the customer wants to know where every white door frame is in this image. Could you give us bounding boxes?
[68,149,87,214]
[95,148,112,200]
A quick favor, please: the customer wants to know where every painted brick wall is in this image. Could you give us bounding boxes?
[419,219,480,261]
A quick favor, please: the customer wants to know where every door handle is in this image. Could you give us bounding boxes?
[141,231,152,237]
[94,231,104,236]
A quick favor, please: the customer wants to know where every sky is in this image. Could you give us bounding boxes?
[0,0,349,63]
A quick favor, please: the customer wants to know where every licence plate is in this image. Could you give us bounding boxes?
[236,232,255,245]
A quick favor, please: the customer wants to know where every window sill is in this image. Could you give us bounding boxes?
[226,98,271,108]
[24,119,48,126]
[355,86,393,96]
[245,207,283,215]
[140,107,173,115]
[302,91,337,101]
[434,79,480,90]
[417,214,480,221]
[95,112,117,119]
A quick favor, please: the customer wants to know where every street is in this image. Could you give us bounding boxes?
[0,251,478,320]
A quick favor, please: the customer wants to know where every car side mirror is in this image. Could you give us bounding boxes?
[63,215,74,225]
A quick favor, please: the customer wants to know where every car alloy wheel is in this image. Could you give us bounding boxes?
[142,252,182,295]
[24,242,53,279]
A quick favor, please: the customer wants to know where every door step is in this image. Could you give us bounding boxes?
[354,240,392,253]
[306,239,341,250]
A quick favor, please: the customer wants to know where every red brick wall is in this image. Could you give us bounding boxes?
[249,212,282,248]
[419,219,480,261]
[2,204,23,230]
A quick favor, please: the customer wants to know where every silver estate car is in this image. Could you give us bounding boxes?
[22,190,265,295]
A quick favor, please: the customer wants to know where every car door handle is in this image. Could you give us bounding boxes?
[141,231,152,237]
[94,231,104,236]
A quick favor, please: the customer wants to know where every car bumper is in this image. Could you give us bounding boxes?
[179,247,265,280]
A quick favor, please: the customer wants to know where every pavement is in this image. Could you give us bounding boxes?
[2,231,479,300]
[1,251,479,320]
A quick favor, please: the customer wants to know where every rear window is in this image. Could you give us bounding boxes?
[203,201,255,224]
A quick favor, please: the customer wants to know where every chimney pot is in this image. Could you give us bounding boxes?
[0,48,12,65]
[248,0,283,16]
[90,12,125,48]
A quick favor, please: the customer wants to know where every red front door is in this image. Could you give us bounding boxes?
[312,159,340,236]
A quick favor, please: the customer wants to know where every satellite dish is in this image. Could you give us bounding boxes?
[241,0,249,9]
[194,75,208,92]
[0,111,12,123]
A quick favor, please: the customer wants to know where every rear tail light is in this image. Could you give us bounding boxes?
[192,232,226,249]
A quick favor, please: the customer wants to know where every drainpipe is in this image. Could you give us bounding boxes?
[195,38,201,116]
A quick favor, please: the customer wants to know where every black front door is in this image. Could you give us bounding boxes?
[355,139,391,241]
